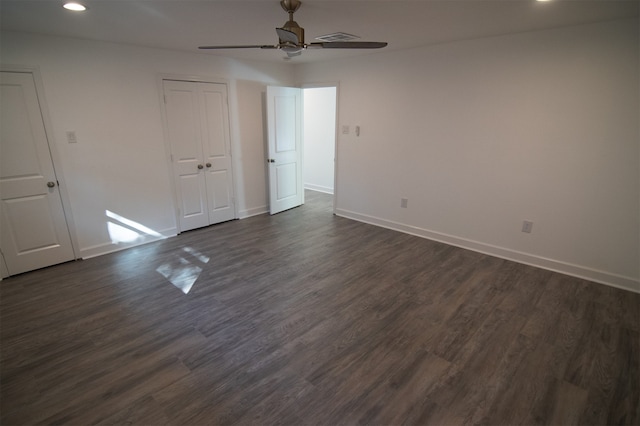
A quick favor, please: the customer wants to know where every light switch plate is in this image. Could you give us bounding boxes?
[66,131,78,144]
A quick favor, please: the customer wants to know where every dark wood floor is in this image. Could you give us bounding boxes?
[1,190,638,425]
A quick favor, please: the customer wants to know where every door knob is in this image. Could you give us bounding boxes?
[197,164,204,169]
[206,163,212,168]
[47,181,56,188]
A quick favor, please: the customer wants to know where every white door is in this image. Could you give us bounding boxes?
[200,83,235,225]
[266,86,303,214]
[163,80,235,232]
[0,71,75,276]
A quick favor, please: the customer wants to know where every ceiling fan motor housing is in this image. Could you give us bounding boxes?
[281,20,304,46]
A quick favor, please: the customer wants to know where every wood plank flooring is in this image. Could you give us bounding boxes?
[1,190,639,425]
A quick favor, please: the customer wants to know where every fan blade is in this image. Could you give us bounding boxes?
[199,45,278,50]
[308,41,388,49]
[276,28,299,45]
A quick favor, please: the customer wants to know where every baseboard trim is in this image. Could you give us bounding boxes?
[79,204,271,260]
[335,208,639,294]
[238,206,268,219]
[80,227,177,259]
[304,184,334,195]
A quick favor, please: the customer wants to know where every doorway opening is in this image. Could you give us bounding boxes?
[302,86,337,212]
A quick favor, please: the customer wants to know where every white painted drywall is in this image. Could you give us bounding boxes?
[295,19,640,291]
[2,19,638,292]
[303,87,336,194]
[0,31,294,258]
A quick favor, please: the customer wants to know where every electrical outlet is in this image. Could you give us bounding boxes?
[522,220,533,233]
[401,198,408,208]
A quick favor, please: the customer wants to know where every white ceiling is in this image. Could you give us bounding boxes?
[1,0,638,64]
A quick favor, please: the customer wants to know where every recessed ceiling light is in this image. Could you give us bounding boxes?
[536,0,552,2]
[63,2,87,11]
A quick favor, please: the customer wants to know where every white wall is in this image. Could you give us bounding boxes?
[295,19,639,292]
[303,87,336,194]
[1,31,294,258]
[2,19,638,292]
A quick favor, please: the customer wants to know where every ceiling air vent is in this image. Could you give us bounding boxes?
[315,32,360,42]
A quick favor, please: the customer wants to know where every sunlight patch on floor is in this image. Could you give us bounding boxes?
[156,247,210,294]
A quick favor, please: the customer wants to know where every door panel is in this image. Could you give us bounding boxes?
[0,71,74,276]
[163,79,235,232]
[200,83,235,224]
[276,163,297,200]
[4,195,60,253]
[267,86,303,214]
[179,175,206,218]
[163,80,209,231]
[202,89,227,157]
[274,95,296,153]
[208,170,231,214]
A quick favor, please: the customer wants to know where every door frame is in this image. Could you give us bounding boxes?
[302,82,339,215]
[157,73,238,233]
[0,64,80,275]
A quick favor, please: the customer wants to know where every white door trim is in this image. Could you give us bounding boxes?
[1,64,80,261]
[157,74,238,232]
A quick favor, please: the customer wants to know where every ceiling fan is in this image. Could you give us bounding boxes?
[199,0,388,58]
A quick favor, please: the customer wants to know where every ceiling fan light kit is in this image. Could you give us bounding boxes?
[199,0,387,58]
